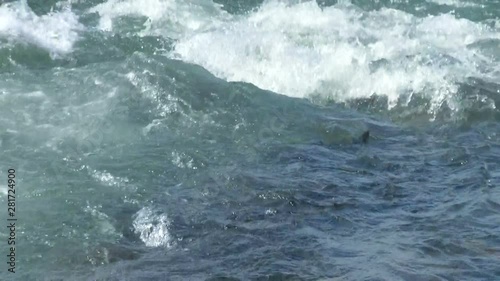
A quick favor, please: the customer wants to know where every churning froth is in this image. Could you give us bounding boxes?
[171,1,500,112]
[0,1,82,56]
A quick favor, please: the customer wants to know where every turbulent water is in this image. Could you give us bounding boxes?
[0,0,499,280]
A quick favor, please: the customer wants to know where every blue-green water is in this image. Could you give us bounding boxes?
[0,0,499,280]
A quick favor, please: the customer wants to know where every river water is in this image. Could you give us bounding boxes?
[0,0,499,280]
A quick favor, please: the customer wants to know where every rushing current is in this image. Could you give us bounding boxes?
[0,0,499,280]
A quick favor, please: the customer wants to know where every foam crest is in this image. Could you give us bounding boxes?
[88,0,229,38]
[90,169,131,188]
[133,207,172,247]
[0,1,82,56]
[426,0,479,8]
[172,1,499,111]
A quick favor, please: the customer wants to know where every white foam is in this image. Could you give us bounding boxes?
[133,207,172,247]
[90,169,130,187]
[426,0,479,8]
[0,1,82,56]
[88,0,229,38]
[171,151,195,169]
[0,185,7,197]
[171,1,500,112]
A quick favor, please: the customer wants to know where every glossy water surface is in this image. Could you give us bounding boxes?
[0,0,499,280]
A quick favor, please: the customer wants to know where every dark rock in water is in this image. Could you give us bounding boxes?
[317,128,370,146]
[361,130,370,144]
